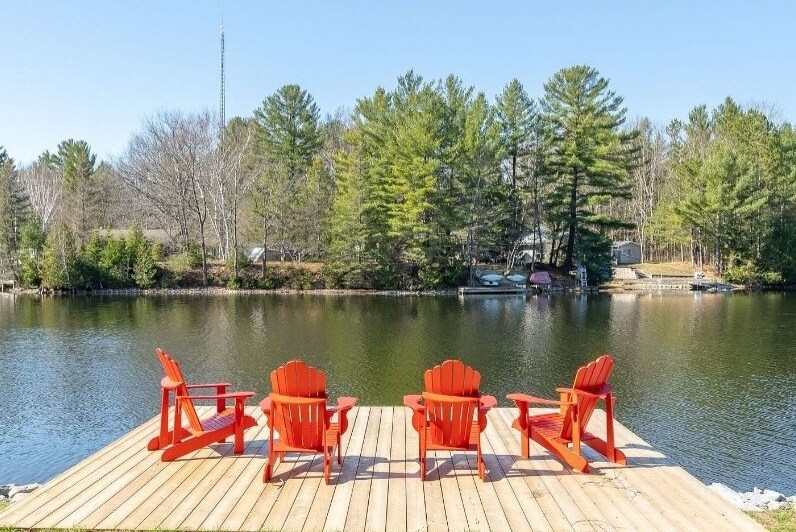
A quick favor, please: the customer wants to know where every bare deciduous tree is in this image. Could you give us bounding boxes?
[18,161,62,228]
[629,119,669,262]
[116,110,219,285]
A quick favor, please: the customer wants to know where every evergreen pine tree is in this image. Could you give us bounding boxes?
[541,65,636,271]
[0,148,30,278]
[40,224,79,289]
[132,244,157,288]
[52,139,100,242]
[17,217,46,287]
[253,85,324,260]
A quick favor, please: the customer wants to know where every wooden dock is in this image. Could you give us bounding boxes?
[689,280,735,292]
[0,407,761,531]
[458,286,527,295]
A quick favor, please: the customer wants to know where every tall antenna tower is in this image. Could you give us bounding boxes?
[219,0,225,134]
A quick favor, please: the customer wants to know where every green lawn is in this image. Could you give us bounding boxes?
[749,507,796,531]
[635,261,709,278]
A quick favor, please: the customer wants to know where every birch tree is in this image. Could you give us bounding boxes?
[18,159,61,228]
[626,118,668,262]
[210,117,259,277]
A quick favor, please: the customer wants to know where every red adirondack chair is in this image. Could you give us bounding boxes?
[403,360,497,481]
[261,360,357,484]
[147,348,257,462]
[507,354,628,473]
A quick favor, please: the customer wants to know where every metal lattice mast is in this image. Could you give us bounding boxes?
[219,2,225,134]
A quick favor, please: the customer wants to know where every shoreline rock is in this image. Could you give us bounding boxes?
[0,483,41,503]
[708,483,796,512]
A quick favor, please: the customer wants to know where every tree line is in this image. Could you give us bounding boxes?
[2,64,795,290]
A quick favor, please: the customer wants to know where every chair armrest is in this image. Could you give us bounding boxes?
[328,396,357,435]
[479,395,498,410]
[327,396,358,413]
[260,397,272,413]
[160,376,180,390]
[507,392,566,406]
[556,385,612,400]
[185,382,232,389]
[403,394,424,413]
[177,391,254,401]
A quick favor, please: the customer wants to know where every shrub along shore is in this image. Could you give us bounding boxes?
[7,228,780,296]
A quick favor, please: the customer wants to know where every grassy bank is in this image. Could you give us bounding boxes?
[749,507,796,531]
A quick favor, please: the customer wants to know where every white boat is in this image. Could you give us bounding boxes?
[478,273,504,286]
[505,274,527,287]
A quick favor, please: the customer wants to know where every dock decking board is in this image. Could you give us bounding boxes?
[0,407,762,531]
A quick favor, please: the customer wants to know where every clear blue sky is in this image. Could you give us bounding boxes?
[2,1,795,164]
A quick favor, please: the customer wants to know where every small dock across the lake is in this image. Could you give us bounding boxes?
[689,279,735,292]
[458,286,527,295]
[0,407,761,531]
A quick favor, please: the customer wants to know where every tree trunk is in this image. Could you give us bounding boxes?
[511,153,517,190]
[232,193,239,280]
[261,214,268,275]
[198,223,208,287]
[639,225,645,264]
[562,168,579,270]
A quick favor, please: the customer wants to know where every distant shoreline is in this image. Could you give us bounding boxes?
[5,286,458,298]
[7,284,785,299]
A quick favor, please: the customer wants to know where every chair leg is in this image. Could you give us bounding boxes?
[157,388,171,449]
[337,433,342,464]
[605,393,617,462]
[263,456,273,482]
[420,449,427,481]
[533,433,590,473]
[559,443,589,473]
[324,450,331,485]
[583,436,628,466]
[233,422,244,454]
[478,441,485,481]
[520,431,530,459]
[148,431,173,451]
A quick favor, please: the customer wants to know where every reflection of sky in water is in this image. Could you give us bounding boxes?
[0,293,794,494]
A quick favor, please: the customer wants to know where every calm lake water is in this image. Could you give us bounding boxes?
[0,292,794,494]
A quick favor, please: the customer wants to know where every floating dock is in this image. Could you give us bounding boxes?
[689,280,735,291]
[0,407,761,531]
[458,286,527,295]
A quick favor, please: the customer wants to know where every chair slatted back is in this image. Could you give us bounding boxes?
[156,348,203,433]
[560,354,614,439]
[269,360,328,449]
[423,360,481,448]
